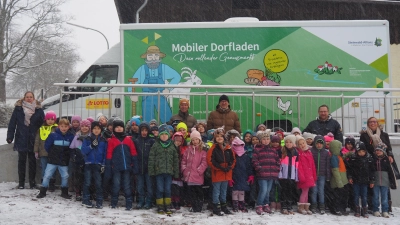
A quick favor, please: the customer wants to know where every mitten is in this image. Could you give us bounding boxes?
[77,135,85,141]
[247,175,255,185]
[228,180,235,187]
[91,139,98,148]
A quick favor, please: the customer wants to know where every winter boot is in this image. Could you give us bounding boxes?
[276,202,282,212]
[270,202,277,213]
[238,201,248,213]
[29,181,37,189]
[232,200,239,212]
[310,203,317,214]
[354,206,361,217]
[263,204,271,213]
[156,198,164,214]
[36,187,47,198]
[61,187,72,199]
[96,199,103,209]
[125,197,133,211]
[221,202,232,214]
[18,181,25,189]
[136,196,145,209]
[144,198,152,209]
[319,204,326,215]
[256,205,264,215]
[361,207,369,218]
[82,199,93,208]
[382,212,389,218]
[164,198,173,214]
[48,179,56,192]
[212,203,223,216]
[304,203,312,215]
[297,203,306,215]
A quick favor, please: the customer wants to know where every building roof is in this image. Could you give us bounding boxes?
[114,0,400,44]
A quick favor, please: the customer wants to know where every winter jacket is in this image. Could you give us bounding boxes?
[106,135,138,173]
[69,131,90,166]
[232,153,253,191]
[278,147,298,181]
[168,110,198,130]
[34,124,58,157]
[44,128,75,166]
[133,132,155,175]
[181,145,208,185]
[148,140,180,178]
[243,129,254,159]
[127,131,139,141]
[206,105,241,133]
[297,148,317,189]
[7,99,44,152]
[347,153,375,185]
[303,115,343,143]
[207,143,236,182]
[329,140,348,188]
[374,154,397,189]
[81,134,107,165]
[252,144,280,180]
[359,130,393,157]
[311,135,331,180]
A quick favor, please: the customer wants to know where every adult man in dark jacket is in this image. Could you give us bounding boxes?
[303,104,343,143]
[168,98,197,130]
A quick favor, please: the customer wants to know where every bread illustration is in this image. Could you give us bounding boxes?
[247,69,264,80]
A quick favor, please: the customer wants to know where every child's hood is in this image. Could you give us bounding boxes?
[313,135,326,149]
[242,129,253,142]
[231,137,245,156]
[329,140,342,156]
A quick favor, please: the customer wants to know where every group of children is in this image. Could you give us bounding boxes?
[32,111,396,218]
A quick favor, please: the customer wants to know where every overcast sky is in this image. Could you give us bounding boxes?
[61,0,120,74]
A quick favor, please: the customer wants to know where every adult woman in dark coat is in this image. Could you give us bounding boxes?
[359,116,396,213]
[7,91,44,189]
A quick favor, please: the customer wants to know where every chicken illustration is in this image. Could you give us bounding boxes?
[277,97,292,115]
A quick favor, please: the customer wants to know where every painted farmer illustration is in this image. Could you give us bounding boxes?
[129,46,181,123]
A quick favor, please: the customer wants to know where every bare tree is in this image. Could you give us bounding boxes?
[6,35,81,99]
[0,0,70,102]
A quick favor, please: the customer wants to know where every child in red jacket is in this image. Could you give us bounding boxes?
[296,136,317,215]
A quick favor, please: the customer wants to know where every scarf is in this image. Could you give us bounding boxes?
[160,139,172,148]
[366,127,382,148]
[22,101,36,126]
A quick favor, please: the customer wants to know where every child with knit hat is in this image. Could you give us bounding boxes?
[342,136,356,156]
[150,125,159,138]
[253,133,280,215]
[69,119,92,200]
[206,127,236,216]
[128,116,141,140]
[229,137,253,213]
[291,127,302,136]
[181,128,208,212]
[70,115,82,135]
[303,132,316,147]
[256,124,267,132]
[278,134,299,215]
[196,122,208,143]
[34,111,58,190]
[275,130,285,146]
[296,136,317,215]
[176,122,190,144]
[171,131,188,210]
[148,124,180,215]
[257,130,271,146]
[324,132,334,149]
[226,129,241,144]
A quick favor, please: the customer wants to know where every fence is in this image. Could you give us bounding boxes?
[46,83,400,136]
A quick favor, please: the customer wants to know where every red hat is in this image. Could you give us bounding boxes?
[45,111,57,120]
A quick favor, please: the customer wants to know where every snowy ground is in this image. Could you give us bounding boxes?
[0,182,397,225]
[0,128,7,145]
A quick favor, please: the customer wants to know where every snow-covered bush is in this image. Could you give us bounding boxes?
[0,103,13,128]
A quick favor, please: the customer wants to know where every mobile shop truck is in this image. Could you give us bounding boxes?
[43,19,392,133]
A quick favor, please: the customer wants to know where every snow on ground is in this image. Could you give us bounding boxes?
[0,128,7,145]
[0,182,397,225]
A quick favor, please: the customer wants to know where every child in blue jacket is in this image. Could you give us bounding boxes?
[81,121,107,209]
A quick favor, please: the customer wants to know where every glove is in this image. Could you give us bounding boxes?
[77,135,85,141]
[6,139,12,144]
[35,152,39,159]
[91,139,98,148]
[101,166,105,174]
[228,180,235,187]
[222,166,231,172]
[247,175,255,185]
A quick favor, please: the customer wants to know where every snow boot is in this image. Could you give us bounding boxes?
[361,207,369,218]
[36,187,47,198]
[156,198,165,214]
[310,203,317,214]
[232,200,239,212]
[304,203,312,215]
[61,187,72,199]
[136,196,145,209]
[238,201,248,213]
[297,203,306,215]
[276,202,282,212]
[263,204,271,213]
[125,196,133,211]
[354,206,361,217]
[212,203,223,216]
[82,200,93,208]
[221,202,232,214]
[382,212,389,218]
[96,199,103,209]
[48,179,56,192]
[270,202,277,213]
[319,203,326,214]
[256,205,264,215]
[144,198,152,209]
[164,198,173,214]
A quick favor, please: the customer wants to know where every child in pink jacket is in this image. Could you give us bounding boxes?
[296,136,317,215]
[181,128,208,212]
